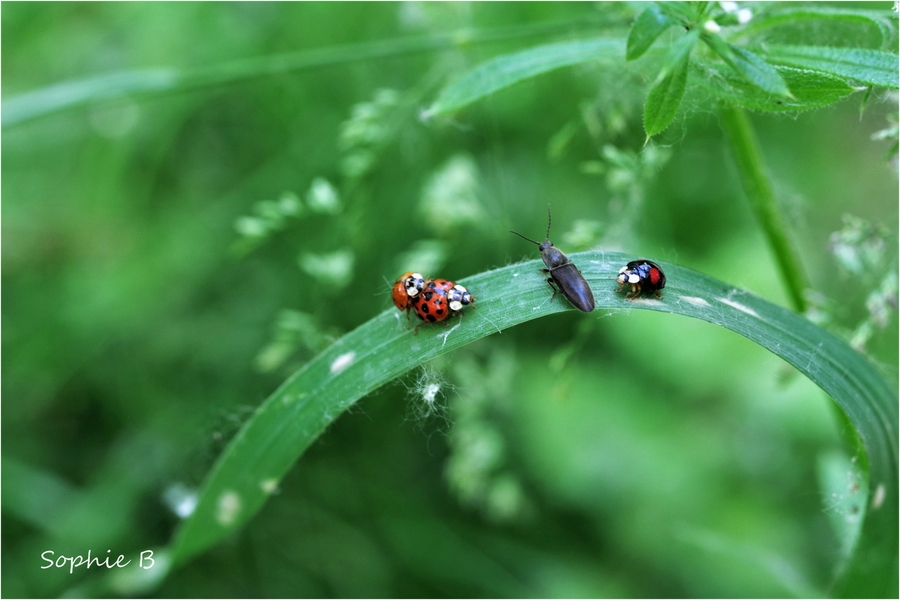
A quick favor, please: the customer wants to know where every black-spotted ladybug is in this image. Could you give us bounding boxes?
[392,271,426,315]
[511,205,595,313]
[412,279,474,324]
[616,260,666,300]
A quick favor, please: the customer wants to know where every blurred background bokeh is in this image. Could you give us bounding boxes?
[3,2,897,597]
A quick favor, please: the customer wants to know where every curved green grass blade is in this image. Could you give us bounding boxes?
[2,69,180,128]
[169,251,897,597]
[425,38,625,117]
[2,19,611,128]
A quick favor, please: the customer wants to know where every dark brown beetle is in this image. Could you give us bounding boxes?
[511,205,595,313]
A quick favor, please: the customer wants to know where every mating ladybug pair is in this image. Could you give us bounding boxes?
[392,272,474,325]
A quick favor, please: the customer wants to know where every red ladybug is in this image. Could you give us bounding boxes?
[616,260,666,300]
[411,279,474,323]
[392,272,426,313]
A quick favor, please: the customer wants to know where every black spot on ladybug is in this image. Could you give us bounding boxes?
[427,314,437,322]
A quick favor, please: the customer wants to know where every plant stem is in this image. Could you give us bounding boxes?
[720,106,808,312]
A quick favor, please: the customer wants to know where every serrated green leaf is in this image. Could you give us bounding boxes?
[695,62,855,112]
[635,27,698,141]
[733,7,895,48]
[427,38,624,116]
[761,45,899,89]
[644,54,690,138]
[167,252,897,598]
[627,5,676,61]
[704,35,791,97]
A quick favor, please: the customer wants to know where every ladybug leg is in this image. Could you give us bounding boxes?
[653,290,664,299]
[626,283,640,301]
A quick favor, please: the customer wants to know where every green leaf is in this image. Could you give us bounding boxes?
[639,27,700,139]
[627,5,676,61]
[704,35,792,97]
[657,29,701,81]
[2,19,611,127]
[733,7,896,48]
[2,69,179,128]
[167,252,897,598]
[761,45,899,90]
[695,62,855,112]
[818,451,867,564]
[644,54,690,138]
[657,1,701,24]
[426,38,624,116]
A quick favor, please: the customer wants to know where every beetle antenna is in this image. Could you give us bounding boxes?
[509,230,540,245]
[545,204,552,240]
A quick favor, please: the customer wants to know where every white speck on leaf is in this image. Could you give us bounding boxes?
[330,351,355,374]
[217,491,242,526]
[718,297,759,318]
[681,296,711,308]
[871,483,885,509]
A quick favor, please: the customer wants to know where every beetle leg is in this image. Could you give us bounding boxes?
[538,268,559,302]
[545,277,561,303]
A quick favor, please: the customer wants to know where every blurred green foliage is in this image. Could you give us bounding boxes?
[2,2,897,598]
